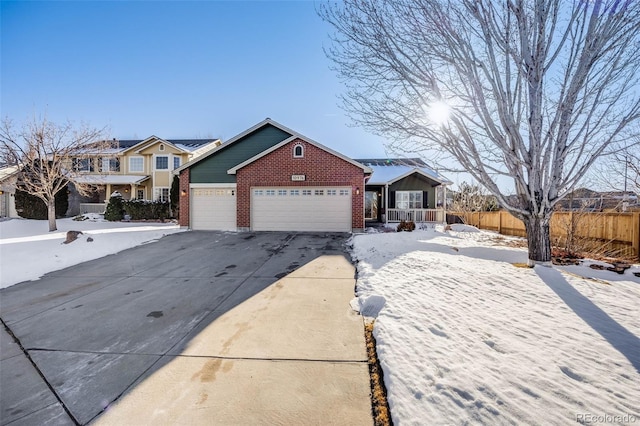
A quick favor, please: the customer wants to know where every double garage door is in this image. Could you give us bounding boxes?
[251,187,351,232]
[190,185,352,232]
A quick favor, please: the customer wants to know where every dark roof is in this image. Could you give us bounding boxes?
[115,139,217,150]
[354,158,428,167]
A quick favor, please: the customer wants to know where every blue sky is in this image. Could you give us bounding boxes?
[1,0,391,158]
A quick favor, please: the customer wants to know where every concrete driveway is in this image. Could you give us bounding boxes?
[0,231,371,425]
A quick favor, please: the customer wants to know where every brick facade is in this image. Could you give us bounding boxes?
[178,168,190,227]
[235,138,367,231]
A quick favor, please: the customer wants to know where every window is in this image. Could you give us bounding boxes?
[290,189,300,196]
[72,158,93,172]
[173,157,181,170]
[254,190,264,196]
[339,189,349,196]
[314,189,324,196]
[266,190,276,196]
[302,189,312,196]
[327,189,337,196]
[278,189,287,196]
[154,187,170,202]
[159,144,165,152]
[129,157,144,172]
[293,144,304,158]
[101,157,120,172]
[396,191,422,209]
[136,189,145,200]
[155,156,169,170]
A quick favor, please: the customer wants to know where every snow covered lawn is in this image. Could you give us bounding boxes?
[351,225,640,425]
[0,215,184,288]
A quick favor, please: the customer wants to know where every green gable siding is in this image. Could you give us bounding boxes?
[190,125,292,184]
[389,174,438,209]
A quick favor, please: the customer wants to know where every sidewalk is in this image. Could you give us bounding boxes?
[94,254,372,425]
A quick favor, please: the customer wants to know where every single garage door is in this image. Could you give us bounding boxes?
[191,187,236,230]
[251,187,351,232]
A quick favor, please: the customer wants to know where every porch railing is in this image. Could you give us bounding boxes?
[387,208,444,223]
[79,203,107,214]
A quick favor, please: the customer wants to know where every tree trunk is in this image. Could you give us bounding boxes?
[524,215,551,265]
[47,199,57,232]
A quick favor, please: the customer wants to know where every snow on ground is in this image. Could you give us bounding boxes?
[0,215,184,288]
[351,225,640,425]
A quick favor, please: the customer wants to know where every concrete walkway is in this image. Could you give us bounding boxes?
[93,254,372,425]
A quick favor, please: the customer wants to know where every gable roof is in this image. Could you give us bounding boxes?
[176,118,294,173]
[356,158,452,186]
[176,118,371,175]
[227,135,373,174]
[101,137,219,154]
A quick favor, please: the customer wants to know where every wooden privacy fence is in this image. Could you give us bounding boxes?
[453,210,640,260]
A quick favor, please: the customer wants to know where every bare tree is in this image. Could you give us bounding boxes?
[320,0,640,264]
[0,116,108,231]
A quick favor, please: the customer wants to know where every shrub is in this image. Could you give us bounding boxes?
[15,187,68,219]
[397,220,416,232]
[104,192,124,221]
[170,175,180,218]
[122,199,170,221]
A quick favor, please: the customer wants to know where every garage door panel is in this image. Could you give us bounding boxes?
[252,187,351,232]
[191,187,236,231]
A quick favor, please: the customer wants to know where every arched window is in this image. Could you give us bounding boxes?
[159,143,165,151]
[293,143,304,158]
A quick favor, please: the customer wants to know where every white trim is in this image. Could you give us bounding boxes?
[129,156,144,173]
[189,183,237,188]
[386,168,450,186]
[227,136,373,174]
[293,143,304,158]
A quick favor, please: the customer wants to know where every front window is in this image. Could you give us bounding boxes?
[396,191,422,209]
[156,156,169,170]
[129,157,144,172]
[154,187,170,202]
[101,157,120,172]
[173,157,181,170]
[73,158,93,172]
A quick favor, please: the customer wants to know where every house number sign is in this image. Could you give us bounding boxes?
[291,174,306,181]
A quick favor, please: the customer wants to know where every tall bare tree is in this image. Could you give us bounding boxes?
[0,116,108,231]
[320,0,640,264]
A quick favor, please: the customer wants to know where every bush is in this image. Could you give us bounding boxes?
[15,187,68,219]
[397,220,416,232]
[123,199,170,221]
[170,175,180,218]
[104,192,124,221]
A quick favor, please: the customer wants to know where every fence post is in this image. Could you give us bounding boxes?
[634,212,640,261]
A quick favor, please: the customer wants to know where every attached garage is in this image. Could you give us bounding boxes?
[251,187,352,232]
[176,118,371,233]
[190,186,236,231]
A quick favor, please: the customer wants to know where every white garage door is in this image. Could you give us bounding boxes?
[252,187,351,232]
[191,187,236,230]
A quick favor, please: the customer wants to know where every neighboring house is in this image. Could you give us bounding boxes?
[355,158,452,223]
[70,136,220,215]
[554,187,639,212]
[176,118,373,232]
[0,165,19,218]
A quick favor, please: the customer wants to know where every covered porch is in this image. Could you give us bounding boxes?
[72,175,150,215]
[358,158,451,225]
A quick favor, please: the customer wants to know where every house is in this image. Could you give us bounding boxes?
[176,119,373,232]
[70,136,220,215]
[554,187,639,212]
[0,165,20,218]
[355,158,452,223]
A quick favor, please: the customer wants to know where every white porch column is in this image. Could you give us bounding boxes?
[384,184,389,225]
[442,185,448,224]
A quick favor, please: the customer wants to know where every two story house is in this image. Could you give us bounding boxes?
[69,136,219,215]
